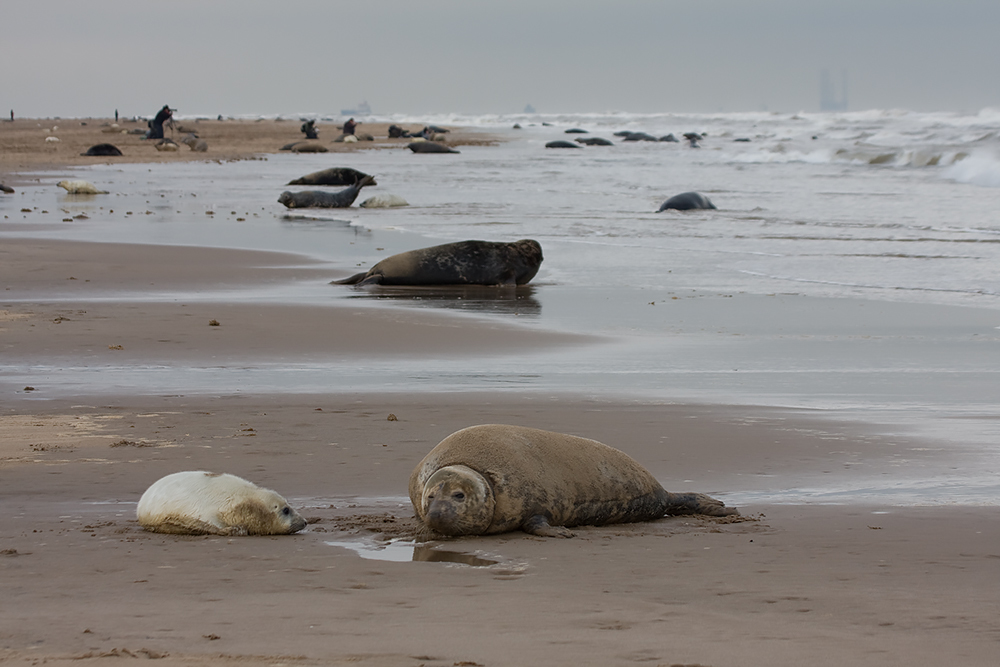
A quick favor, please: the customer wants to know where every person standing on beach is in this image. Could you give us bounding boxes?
[301,119,318,139]
[343,118,357,135]
[147,105,173,140]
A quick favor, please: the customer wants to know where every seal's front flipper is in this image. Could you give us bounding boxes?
[523,515,574,538]
[664,492,739,517]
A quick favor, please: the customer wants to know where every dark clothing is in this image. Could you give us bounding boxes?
[301,120,318,139]
[343,119,357,135]
[148,105,172,140]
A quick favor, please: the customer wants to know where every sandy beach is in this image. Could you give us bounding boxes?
[2,118,999,667]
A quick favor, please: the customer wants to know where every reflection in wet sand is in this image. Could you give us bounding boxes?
[342,284,541,317]
[326,539,498,567]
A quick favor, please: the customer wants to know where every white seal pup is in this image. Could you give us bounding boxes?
[359,194,409,208]
[409,424,738,537]
[57,180,109,195]
[136,471,307,536]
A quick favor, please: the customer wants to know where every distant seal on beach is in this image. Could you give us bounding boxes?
[287,167,371,186]
[683,132,703,148]
[332,239,543,287]
[575,137,613,146]
[359,194,409,208]
[564,128,589,134]
[180,133,208,152]
[281,141,328,153]
[57,180,108,195]
[137,471,307,536]
[278,174,376,209]
[545,140,582,149]
[81,143,123,156]
[623,132,658,142]
[659,134,678,143]
[0,183,14,194]
[154,138,179,152]
[409,424,739,537]
[657,192,716,211]
[408,141,460,154]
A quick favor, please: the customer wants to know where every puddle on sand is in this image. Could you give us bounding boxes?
[326,539,498,567]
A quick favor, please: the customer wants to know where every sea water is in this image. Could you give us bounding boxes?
[3,109,1000,503]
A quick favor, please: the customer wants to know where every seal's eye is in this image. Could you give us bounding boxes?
[452,492,465,501]
[282,507,291,515]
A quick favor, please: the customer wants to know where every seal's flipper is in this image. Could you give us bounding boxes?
[663,492,739,517]
[330,272,368,285]
[523,515,574,538]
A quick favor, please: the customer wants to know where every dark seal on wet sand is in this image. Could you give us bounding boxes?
[81,143,123,156]
[657,191,717,211]
[408,141,460,154]
[409,424,739,537]
[332,239,543,287]
[278,175,376,209]
[287,167,372,186]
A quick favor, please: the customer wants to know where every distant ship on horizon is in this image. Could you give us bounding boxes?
[340,101,372,116]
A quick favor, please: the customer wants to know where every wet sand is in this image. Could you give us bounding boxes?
[2,120,1000,666]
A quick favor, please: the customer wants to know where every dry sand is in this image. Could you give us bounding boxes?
[2,119,999,667]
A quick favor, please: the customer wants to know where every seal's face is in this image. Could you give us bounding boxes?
[511,239,543,285]
[420,465,495,536]
[227,489,308,535]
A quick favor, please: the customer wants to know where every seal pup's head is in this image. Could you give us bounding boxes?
[420,465,495,536]
[222,485,308,535]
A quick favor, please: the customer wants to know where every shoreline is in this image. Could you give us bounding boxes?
[0,117,500,181]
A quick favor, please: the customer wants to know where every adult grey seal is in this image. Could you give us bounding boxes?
[408,141,460,154]
[287,167,371,186]
[409,424,738,537]
[137,471,307,536]
[545,140,582,149]
[333,239,542,287]
[575,137,613,146]
[81,143,123,156]
[657,192,717,211]
[180,133,208,152]
[564,128,589,134]
[1,183,14,194]
[659,134,679,143]
[281,141,328,153]
[683,132,703,147]
[278,174,376,209]
[623,132,658,142]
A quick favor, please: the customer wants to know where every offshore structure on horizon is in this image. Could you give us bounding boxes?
[820,69,848,112]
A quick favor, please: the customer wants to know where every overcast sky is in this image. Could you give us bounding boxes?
[4,0,998,119]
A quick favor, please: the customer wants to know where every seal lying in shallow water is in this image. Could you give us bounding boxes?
[57,179,108,194]
[409,424,738,537]
[545,140,582,149]
[657,191,716,211]
[278,174,377,208]
[136,471,307,536]
[287,167,371,186]
[332,239,542,287]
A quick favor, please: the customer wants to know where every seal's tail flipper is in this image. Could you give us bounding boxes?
[663,492,739,517]
[330,272,368,285]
